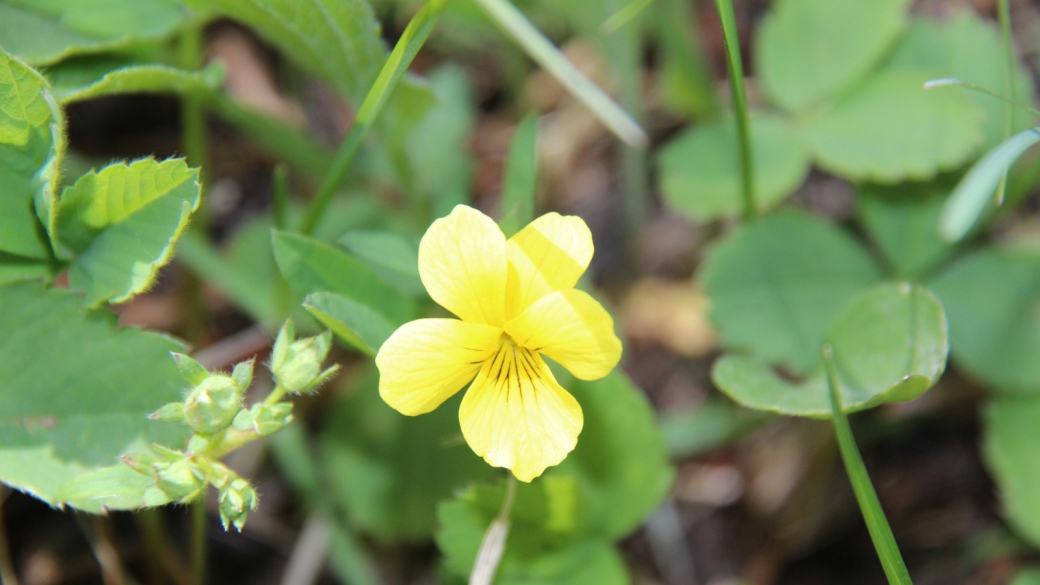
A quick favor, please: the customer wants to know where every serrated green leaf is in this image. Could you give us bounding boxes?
[700,210,882,374]
[939,128,1040,242]
[186,0,385,104]
[338,231,424,297]
[713,283,948,418]
[0,252,53,284]
[272,230,417,330]
[499,114,538,237]
[57,64,216,103]
[55,158,200,306]
[931,247,1040,394]
[321,367,495,542]
[756,0,911,113]
[858,180,955,278]
[887,12,1036,150]
[0,49,62,260]
[304,291,396,355]
[803,70,985,183]
[660,114,809,221]
[0,280,188,505]
[0,0,188,66]
[55,462,173,512]
[984,396,1040,547]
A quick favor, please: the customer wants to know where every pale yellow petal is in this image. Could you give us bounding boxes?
[459,342,583,482]
[506,212,593,318]
[504,289,622,381]
[419,205,508,326]
[376,318,502,416]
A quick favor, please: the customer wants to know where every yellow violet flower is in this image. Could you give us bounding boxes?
[375,205,622,482]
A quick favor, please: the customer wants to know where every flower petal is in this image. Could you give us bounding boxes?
[506,212,593,318]
[420,205,508,326]
[504,289,622,380]
[459,342,583,482]
[376,318,502,416]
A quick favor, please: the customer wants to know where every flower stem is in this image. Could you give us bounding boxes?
[469,475,518,585]
[299,0,449,235]
[264,383,289,407]
[713,0,756,221]
[823,346,912,585]
[272,164,289,231]
[191,498,207,585]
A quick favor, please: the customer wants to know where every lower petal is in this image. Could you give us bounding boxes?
[376,319,502,416]
[458,343,583,482]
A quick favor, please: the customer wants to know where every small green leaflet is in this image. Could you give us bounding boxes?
[984,396,1040,548]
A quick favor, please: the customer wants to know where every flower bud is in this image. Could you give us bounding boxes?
[271,321,338,393]
[232,403,293,436]
[218,478,257,531]
[155,458,205,502]
[183,374,245,435]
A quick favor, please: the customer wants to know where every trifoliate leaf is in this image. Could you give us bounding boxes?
[660,114,809,221]
[756,0,911,113]
[858,179,955,278]
[0,280,187,506]
[338,231,424,297]
[55,158,200,307]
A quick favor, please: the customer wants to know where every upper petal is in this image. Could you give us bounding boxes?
[506,212,593,318]
[504,289,622,381]
[376,318,502,416]
[420,205,508,326]
[459,342,583,482]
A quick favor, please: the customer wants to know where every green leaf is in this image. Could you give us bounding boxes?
[887,12,1036,150]
[658,401,767,460]
[56,64,217,103]
[338,231,424,297]
[272,230,417,336]
[756,0,911,113]
[187,0,385,104]
[0,0,188,66]
[0,252,54,284]
[1012,568,1040,585]
[55,462,173,512]
[499,114,539,237]
[660,114,809,221]
[700,210,882,374]
[984,396,1040,547]
[713,283,948,418]
[0,49,63,260]
[858,180,955,278]
[931,247,1040,394]
[55,158,200,307]
[304,292,396,356]
[803,70,985,183]
[321,367,495,542]
[938,128,1040,243]
[0,280,187,505]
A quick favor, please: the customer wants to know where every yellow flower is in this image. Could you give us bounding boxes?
[375,205,622,482]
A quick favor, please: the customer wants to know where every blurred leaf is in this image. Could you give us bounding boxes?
[338,231,424,297]
[304,291,396,356]
[0,0,188,66]
[56,64,216,103]
[858,180,955,278]
[658,401,767,460]
[187,0,384,104]
[984,396,1040,547]
[939,128,1040,242]
[660,114,809,221]
[700,210,882,374]
[0,48,62,260]
[653,0,719,118]
[1012,568,1040,585]
[803,70,985,183]
[0,253,54,284]
[273,231,417,348]
[756,0,910,112]
[931,247,1040,394]
[55,158,200,307]
[713,283,948,417]
[55,462,173,512]
[499,114,539,238]
[322,367,495,542]
[887,12,1036,149]
[0,280,187,505]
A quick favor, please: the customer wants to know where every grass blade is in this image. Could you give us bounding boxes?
[939,127,1040,242]
[472,0,647,148]
[299,0,449,235]
[823,346,913,585]
[601,0,657,35]
[713,0,756,221]
[499,114,539,237]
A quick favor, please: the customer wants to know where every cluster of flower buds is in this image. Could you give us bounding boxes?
[122,321,338,531]
[270,320,339,394]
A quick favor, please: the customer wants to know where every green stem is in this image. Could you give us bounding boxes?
[191,498,207,585]
[823,346,912,585]
[601,0,657,34]
[473,0,647,148]
[468,475,517,585]
[180,22,208,191]
[299,0,450,235]
[924,78,1040,119]
[996,0,1015,205]
[713,0,756,221]
[137,509,167,585]
[0,488,19,585]
[272,164,289,231]
[264,383,289,407]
